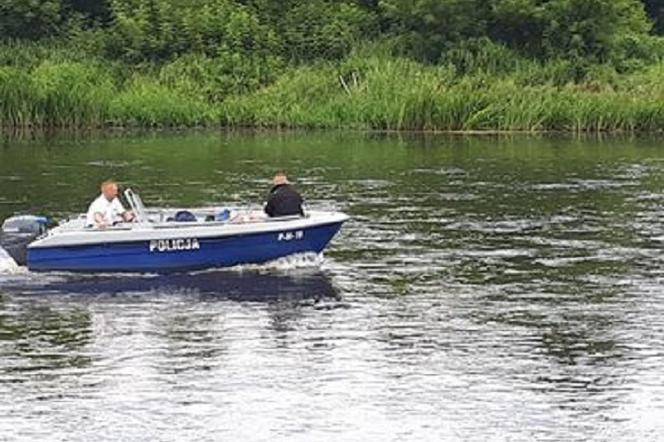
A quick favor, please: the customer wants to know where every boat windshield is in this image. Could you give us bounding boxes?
[124,188,148,223]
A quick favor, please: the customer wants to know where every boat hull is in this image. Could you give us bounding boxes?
[27,221,344,273]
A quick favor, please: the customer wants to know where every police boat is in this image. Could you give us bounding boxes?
[1,189,349,272]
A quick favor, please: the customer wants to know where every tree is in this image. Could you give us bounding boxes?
[490,0,651,62]
[238,0,378,62]
[64,0,112,25]
[0,0,63,40]
[104,0,279,62]
[380,0,491,62]
[280,0,376,62]
[642,0,664,33]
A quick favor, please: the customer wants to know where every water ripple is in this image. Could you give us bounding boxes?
[2,135,664,441]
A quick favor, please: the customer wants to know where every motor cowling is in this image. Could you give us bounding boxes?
[0,215,48,266]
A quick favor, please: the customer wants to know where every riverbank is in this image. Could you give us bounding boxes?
[220,54,664,133]
[2,45,664,134]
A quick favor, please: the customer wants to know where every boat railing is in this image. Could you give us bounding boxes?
[264,214,304,222]
[148,212,308,230]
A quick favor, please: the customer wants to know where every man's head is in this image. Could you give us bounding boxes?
[101,180,119,201]
[272,171,289,186]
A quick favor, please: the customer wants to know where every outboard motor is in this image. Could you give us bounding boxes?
[0,215,48,266]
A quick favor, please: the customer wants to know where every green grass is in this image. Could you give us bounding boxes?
[0,57,215,129]
[109,77,214,127]
[1,42,663,132]
[220,53,664,133]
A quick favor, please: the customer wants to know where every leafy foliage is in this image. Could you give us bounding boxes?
[643,0,664,34]
[1,0,664,131]
[1,0,660,66]
[0,0,63,40]
[277,0,378,62]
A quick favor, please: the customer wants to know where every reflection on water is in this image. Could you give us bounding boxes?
[1,132,664,441]
[12,267,340,301]
[0,299,92,376]
[0,268,341,377]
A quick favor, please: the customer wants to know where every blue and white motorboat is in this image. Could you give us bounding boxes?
[1,189,349,273]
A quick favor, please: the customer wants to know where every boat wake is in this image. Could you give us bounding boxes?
[0,253,337,301]
[0,251,327,292]
[1,250,324,278]
[226,252,325,273]
[0,246,23,274]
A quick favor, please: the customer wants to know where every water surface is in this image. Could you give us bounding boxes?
[1,132,664,441]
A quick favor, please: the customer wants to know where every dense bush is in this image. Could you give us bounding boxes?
[277,0,378,62]
[109,76,213,126]
[158,52,282,102]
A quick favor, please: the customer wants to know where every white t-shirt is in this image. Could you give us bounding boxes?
[86,194,126,227]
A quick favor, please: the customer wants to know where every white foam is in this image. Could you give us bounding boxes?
[229,252,324,273]
[0,249,324,283]
[0,246,21,274]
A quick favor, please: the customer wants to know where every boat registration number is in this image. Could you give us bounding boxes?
[150,238,201,253]
[278,230,304,241]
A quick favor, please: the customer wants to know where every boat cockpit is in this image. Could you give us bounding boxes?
[51,189,305,234]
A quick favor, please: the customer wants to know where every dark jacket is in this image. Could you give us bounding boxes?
[265,184,304,217]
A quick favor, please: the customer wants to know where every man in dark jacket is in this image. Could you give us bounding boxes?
[265,172,305,217]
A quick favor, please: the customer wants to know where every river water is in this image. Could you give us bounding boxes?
[1,132,663,441]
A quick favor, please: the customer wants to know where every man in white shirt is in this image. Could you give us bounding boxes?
[86,180,135,228]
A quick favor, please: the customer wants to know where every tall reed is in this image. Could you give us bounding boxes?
[2,42,663,132]
[109,76,214,127]
[0,61,114,128]
[220,54,664,133]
